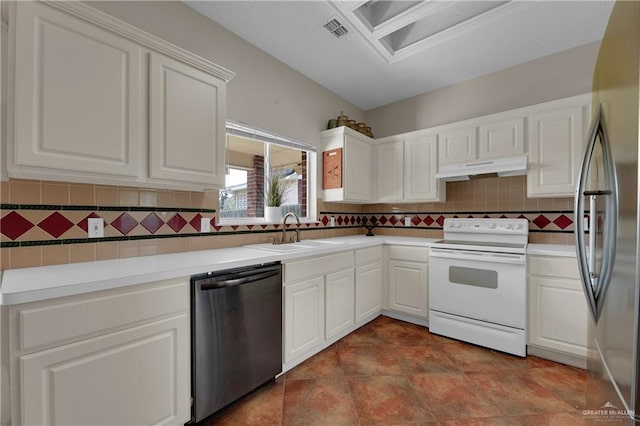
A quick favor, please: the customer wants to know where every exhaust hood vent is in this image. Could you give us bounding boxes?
[323,18,349,38]
[436,155,528,182]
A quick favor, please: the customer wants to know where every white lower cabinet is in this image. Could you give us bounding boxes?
[284,276,325,363]
[325,269,355,339]
[8,278,190,426]
[283,248,385,368]
[21,316,187,426]
[528,255,588,359]
[387,246,429,319]
[355,262,383,321]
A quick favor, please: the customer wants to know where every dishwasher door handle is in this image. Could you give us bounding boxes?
[200,269,280,290]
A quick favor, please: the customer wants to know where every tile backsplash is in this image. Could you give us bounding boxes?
[1,176,574,270]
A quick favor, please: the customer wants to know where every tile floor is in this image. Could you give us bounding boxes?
[202,316,587,425]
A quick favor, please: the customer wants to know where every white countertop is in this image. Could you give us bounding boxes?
[527,243,576,257]
[0,236,437,305]
[1,238,576,305]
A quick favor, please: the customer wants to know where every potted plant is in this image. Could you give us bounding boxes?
[264,173,285,222]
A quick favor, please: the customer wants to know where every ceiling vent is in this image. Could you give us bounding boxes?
[323,18,348,38]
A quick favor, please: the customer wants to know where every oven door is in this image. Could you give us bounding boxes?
[429,247,526,329]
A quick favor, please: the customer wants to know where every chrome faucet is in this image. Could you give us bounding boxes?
[278,212,301,244]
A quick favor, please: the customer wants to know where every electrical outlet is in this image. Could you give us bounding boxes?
[200,218,211,233]
[330,216,336,227]
[404,216,411,227]
[88,218,104,238]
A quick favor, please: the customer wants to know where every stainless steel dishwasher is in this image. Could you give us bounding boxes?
[191,262,282,423]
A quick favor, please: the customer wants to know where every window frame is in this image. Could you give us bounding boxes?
[219,121,317,225]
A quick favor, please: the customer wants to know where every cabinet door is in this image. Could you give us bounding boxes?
[284,277,325,363]
[355,262,382,321]
[325,269,355,339]
[528,275,588,357]
[478,118,524,159]
[376,140,403,202]
[20,315,190,426]
[344,134,373,202]
[527,105,585,197]
[404,135,444,201]
[388,260,429,318]
[438,127,477,165]
[149,52,226,187]
[12,2,141,177]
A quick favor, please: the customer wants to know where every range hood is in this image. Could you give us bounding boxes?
[436,155,528,182]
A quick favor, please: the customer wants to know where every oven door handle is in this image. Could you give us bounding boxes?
[429,248,526,265]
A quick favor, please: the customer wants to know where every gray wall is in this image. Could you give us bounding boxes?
[89,1,364,149]
[365,42,600,138]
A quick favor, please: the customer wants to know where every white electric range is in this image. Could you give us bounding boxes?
[429,218,529,356]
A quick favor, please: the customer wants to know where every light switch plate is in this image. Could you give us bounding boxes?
[88,218,104,238]
[330,216,336,227]
[201,218,211,233]
[404,217,411,227]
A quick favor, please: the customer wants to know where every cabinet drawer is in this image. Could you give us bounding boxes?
[12,278,188,353]
[355,246,383,265]
[388,245,428,263]
[285,252,354,284]
[528,256,580,280]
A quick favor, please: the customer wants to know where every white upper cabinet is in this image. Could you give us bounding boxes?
[11,2,142,178]
[8,1,234,190]
[527,104,586,198]
[437,126,477,165]
[404,135,444,202]
[373,134,444,203]
[149,53,226,187]
[321,127,373,203]
[375,140,404,202]
[478,118,524,159]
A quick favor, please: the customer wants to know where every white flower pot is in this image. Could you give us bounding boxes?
[265,206,282,223]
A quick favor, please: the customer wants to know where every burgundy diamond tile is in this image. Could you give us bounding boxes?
[484,214,491,218]
[189,213,203,231]
[532,214,551,229]
[379,215,388,225]
[500,214,508,219]
[38,212,74,238]
[423,216,434,226]
[350,216,355,225]
[518,214,527,219]
[389,215,398,225]
[111,212,139,235]
[166,213,187,232]
[140,213,164,234]
[337,216,344,225]
[436,215,445,226]
[77,212,104,233]
[412,215,421,226]
[0,211,35,240]
[321,215,329,226]
[247,224,254,230]
[356,216,362,224]
[231,225,239,230]
[553,214,573,230]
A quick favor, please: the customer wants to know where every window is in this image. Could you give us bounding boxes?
[219,121,316,223]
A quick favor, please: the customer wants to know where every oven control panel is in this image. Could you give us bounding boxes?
[444,218,528,235]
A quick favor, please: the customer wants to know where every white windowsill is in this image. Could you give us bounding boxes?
[218,218,320,226]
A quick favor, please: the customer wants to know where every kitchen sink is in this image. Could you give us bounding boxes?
[246,239,345,253]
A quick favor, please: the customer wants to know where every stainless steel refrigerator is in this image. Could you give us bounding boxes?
[574,1,640,423]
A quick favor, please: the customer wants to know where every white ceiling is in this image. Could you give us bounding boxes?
[184,1,614,110]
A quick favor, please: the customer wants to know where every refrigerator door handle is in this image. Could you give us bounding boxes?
[574,104,618,322]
